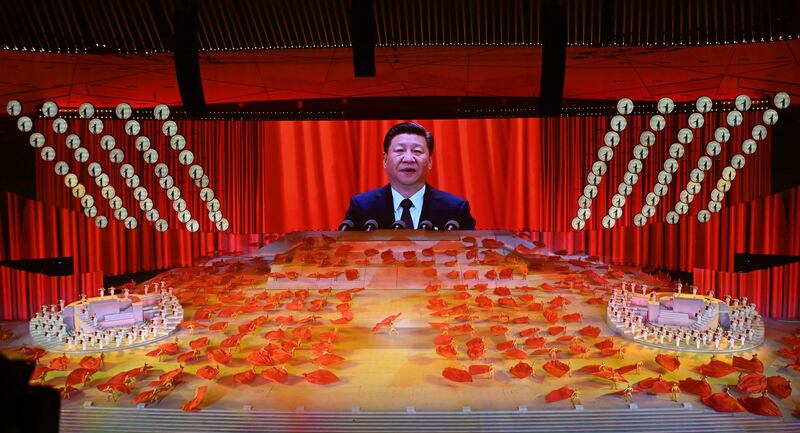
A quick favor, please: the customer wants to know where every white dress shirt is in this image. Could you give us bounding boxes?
[391,185,425,229]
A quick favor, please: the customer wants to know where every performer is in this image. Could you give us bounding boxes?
[670,383,680,402]
[570,390,581,408]
[342,122,477,230]
[623,384,634,403]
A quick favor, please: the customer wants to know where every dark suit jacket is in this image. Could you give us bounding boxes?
[343,183,476,230]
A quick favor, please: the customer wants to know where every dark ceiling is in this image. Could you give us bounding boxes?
[1,0,798,54]
[0,0,798,116]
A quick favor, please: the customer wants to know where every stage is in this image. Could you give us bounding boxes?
[1,231,798,432]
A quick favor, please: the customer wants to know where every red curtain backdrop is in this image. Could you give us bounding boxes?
[694,263,800,319]
[32,113,771,234]
[527,186,800,273]
[0,192,282,276]
[0,266,103,320]
[2,114,796,318]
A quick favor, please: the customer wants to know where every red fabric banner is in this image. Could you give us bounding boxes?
[31,114,771,234]
[0,266,103,320]
[527,186,800,274]
[1,115,794,319]
[693,262,800,319]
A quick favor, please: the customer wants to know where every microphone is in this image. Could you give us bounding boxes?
[444,220,460,231]
[338,219,354,231]
[419,220,433,230]
[364,219,378,231]
[391,220,407,230]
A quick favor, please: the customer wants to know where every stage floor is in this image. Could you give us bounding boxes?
[1,231,798,432]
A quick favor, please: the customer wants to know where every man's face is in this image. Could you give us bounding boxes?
[384,133,432,189]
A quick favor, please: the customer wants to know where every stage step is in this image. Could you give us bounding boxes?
[59,406,799,433]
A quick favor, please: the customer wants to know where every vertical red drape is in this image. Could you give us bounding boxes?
[0,114,793,319]
[32,113,771,234]
[694,262,800,319]
[0,266,103,320]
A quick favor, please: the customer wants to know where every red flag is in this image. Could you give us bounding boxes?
[542,309,559,324]
[233,369,256,385]
[732,355,764,373]
[509,361,533,379]
[311,353,345,366]
[30,365,52,383]
[466,337,486,360]
[319,328,340,343]
[79,355,102,370]
[179,321,206,331]
[468,364,492,376]
[493,287,512,296]
[737,372,767,394]
[498,297,518,307]
[570,344,588,355]
[181,386,208,412]
[616,364,638,375]
[208,322,228,331]
[655,354,680,372]
[133,389,161,404]
[679,377,712,398]
[594,339,614,349]
[303,369,339,385]
[434,334,455,346]
[65,367,96,387]
[345,269,359,281]
[189,336,210,349]
[96,382,130,395]
[196,365,220,380]
[436,344,458,359]
[489,325,509,335]
[463,270,479,279]
[208,347,233,365]
[496,340,516,351]
[220,333,247,348]
[442,367,472,383]
[650,378,677,394]
[149,365,184,387]
[519,327,540,337]
[524,337,546,349]
[545,386,575,403]
[504,348,527,360]
[766,375,792,399]
[738,395,782,417]
[246,349,275,366]
[542,360,570,378]
[702,391,746,412]
[331,310,354,324]
[578,325,601,338]
[48,354,69,370]
[698,360,736,378]
[177,350,199,363]
[481,239,505,248]
[261,367,288,383]
[593,370,628,383]
[372,313,402,332]
[577,364,605,374]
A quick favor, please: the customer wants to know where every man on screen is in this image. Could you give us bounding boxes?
[342,122,476,230]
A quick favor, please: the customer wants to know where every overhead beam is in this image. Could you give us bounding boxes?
[349,0,376,77]
[538,0,567,117]
[151,0,207,116]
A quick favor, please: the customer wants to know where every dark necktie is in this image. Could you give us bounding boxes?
[400,198,414,229]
